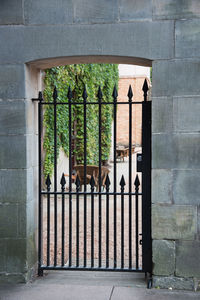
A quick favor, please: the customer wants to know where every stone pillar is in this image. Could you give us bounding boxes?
[0,63,40,283]
[152,59,200,290]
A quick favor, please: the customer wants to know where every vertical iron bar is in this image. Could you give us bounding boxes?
[98,87,102,268]
[128,85,133,269]
[83,87,88,267]
[61,194,65,266]
[90,176,95,268]
[134,175,140,270]
[105,175,110,268]
[61,174,66,267]
[113,86,117,268]
[68,87,72,267]
[120,176,125,269]
[142,79,152,273]
[53,87,58,267]
[38,92,43,275]
[75,176,80,267]
[46,175,51,266]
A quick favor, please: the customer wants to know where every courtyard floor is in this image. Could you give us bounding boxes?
[42,149,142,268]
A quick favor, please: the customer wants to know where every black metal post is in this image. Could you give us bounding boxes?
[98,86,103,268]
[128,85,133,269]
[83,86,88,267]
[68,86,72,267]
[113,85,117,268]
[38,92,43,276]
[53,87,58,267]
[142,79,152,273]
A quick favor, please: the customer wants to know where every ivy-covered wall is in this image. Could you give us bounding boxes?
[43,64,119,177]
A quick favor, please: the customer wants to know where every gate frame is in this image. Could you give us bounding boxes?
[34,79,152,283]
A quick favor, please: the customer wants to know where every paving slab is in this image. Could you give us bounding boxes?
[0,284,113,300]
[111,286,200,300]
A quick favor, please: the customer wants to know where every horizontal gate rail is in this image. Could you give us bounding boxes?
[37,80,151,275]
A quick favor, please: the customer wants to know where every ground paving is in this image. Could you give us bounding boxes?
[0,271,199,300]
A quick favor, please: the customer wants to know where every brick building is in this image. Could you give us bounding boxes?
[117,65,151,146]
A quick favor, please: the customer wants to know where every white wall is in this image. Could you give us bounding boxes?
[118,64,150,78]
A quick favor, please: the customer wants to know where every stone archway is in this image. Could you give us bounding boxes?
[0,1,200,290]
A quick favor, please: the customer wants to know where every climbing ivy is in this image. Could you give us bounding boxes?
[43,64,119,178]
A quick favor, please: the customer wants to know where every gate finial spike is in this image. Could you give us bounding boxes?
[82,85,88,102]
[127,85,133,101]
[38,91,43,101]
[75,174,81,188]
[53,87,58,102]
[134,174,140,188]
[120,175,126,187]
[112,84,118,100]
[142,79,149,93]
[105,174,111,188]
[45,174,51,189]
[67,86,73,101]
[60,173,66,188]
[97,86,103,101]
[90,175,95,188]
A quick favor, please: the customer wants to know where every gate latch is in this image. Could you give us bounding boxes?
[137,154,143,172]
[139,233,142,245]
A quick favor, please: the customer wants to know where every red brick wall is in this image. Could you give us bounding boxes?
[117,76,150,146]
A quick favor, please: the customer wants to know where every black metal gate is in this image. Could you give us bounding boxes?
[35,79,152,277]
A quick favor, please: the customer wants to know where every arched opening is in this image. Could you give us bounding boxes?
[26,55,152,287]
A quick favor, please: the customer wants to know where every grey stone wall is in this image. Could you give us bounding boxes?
[0,0,199,289]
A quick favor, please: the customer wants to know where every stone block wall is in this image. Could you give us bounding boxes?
[0,0,199,289]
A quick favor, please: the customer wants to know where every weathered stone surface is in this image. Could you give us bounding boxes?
[0,273,26,283]
[152,169,172,204]
[0,100,26,135]
[24,0,73,25]
[173,96,200,132]
[173,170,200,205]
[0,22,174,64]
[153,276,194,290]
[153,0,200,20]
[27,233,37,270]
[153,240,175,276]
[152,60,200,97]
[152,134,175,169]
[0,135,26,169]
[0,65,25,100]
[198,206,200,240]
[0,169,26,204]
[176,241,200,277]
[152,204,197,240]
[0,238,26,273]
[0,0,24,25]
[119,0,152,20]
[0,205,18,238]
[175,133,200,169]
[176,19,200,58]
[152,97,173,133]
[17,204,26,238]
[74,0,118,24]
[153,133,200,169]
